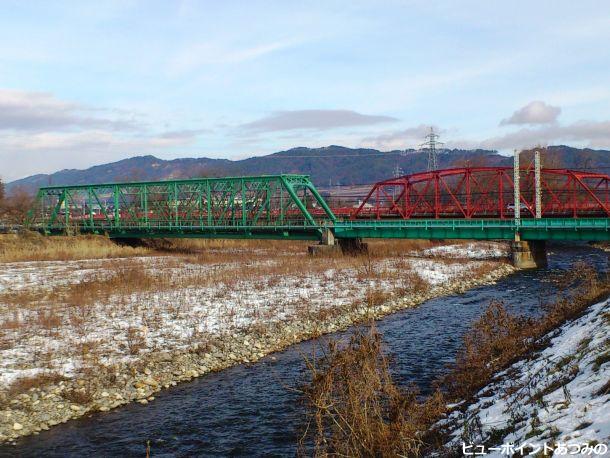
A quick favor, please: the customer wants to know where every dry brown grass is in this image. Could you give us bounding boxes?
[0,232,150,262]
[5,372,67,398]
[441,261,610,401]
[300,327,446,457]
[163,238,308,254]
[0,231,464,264]
[0,259,161,310]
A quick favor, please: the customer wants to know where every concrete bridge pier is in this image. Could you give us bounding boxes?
[510,240,548,269]
[308,228,339,255]
[338,238,369,255]
[308,230,368,256]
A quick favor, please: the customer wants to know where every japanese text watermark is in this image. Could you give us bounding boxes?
[462,441,608,456]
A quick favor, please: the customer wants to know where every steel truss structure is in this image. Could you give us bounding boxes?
[352,167,610,219]
[27,171,610,241]
[28,175,336,239]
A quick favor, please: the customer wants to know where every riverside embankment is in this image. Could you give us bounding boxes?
[1,243,606,456]
[441,295,609,456]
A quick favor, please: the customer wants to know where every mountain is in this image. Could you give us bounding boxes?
[6,156,230,194]
[6,145,610,194]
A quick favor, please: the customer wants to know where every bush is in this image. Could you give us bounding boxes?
[300,327,445,457]
[442,262,609,402]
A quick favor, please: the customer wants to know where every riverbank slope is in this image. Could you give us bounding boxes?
[441,296,609,455]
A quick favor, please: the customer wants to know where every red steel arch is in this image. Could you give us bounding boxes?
[351,167,610,219]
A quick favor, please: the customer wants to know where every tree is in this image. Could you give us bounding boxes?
[450,155,493,168]
[187,165,228,179]
[520,147,564,169]
[0,178,5,222]
[1,187,33,225]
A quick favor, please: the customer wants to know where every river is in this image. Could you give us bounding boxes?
[2,243,608,457]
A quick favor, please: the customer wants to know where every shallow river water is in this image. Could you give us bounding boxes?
[2,243,608,457]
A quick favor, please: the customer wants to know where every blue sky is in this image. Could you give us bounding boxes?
[1,0,610,181]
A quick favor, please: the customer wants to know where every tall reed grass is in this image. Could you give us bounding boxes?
[0,233,149,262]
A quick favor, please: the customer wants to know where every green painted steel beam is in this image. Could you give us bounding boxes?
[36,174,310,191]
[39,226,322,241]
[332,218,610,241]
[35,217,610,241]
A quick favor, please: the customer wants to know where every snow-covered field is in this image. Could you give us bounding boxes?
[420,241,508,260]
[0,241,507,390]
[443,297,610,456]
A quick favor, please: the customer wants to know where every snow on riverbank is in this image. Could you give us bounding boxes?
[0,241,517,443]
[421,242,508,260]
[0,244,509,388]
[442,297,610,455]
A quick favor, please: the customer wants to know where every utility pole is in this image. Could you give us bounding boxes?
[534,150,542,218]
[514,149,520,238]
[392,164,403,200]
[420,127,444,171]
[510,149,548,268]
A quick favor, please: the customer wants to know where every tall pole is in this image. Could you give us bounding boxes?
[513,149,520,240]
[534,150,542,218]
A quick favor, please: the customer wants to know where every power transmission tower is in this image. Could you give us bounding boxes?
[393,164,404,178]
[420,127,444,171]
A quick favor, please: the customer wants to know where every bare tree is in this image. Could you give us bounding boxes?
[450,155,493,168]
[520,147,564,169]
[1,187,34,224]
[187,165,228,179]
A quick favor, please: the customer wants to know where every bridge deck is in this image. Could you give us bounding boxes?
[333,218,610,241]
[33,218,610,242]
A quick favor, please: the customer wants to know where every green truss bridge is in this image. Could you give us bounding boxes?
[27,174,610,245]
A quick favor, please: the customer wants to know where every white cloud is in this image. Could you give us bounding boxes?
[361,124,439,150]
[167,40,296,76]
[0,89,139,131]
[240,109,398,133]
[1,129,195,153]
[500,101,561,126]
[358,118,610,153]
[480,120,610,150]
[0,130,199,181]
[158,128,209,140]
[442,120,610,152]
[0,88,209,181]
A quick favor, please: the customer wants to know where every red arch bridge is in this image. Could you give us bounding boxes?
[27,167,610,249]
